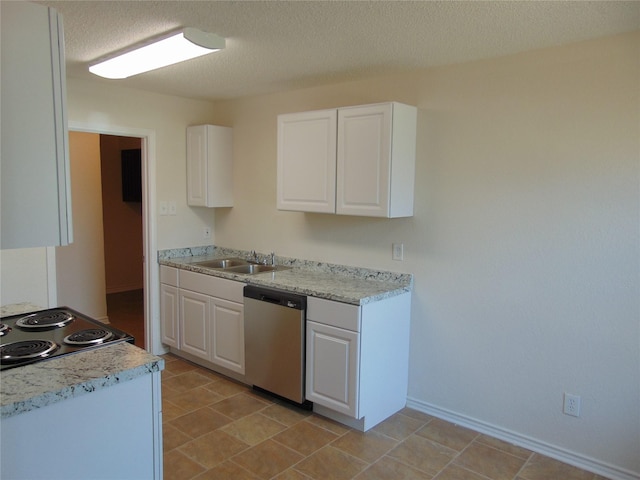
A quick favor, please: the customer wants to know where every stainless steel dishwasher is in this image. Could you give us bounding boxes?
[243,285,310,407]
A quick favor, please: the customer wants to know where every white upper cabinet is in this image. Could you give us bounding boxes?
[277,109,337,213]
[1,2,72,248]
[187,125,233,207]
[277,102,416,218]
[337,103,416,217]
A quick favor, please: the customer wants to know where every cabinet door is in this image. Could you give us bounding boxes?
[306,320,360,418]
[186,125,233,208]
[179,290,209,360]
[186,125,208,206]
[160,284,179,348]
[336,103,392,217]
[277,109,337,213]
[210,298,245,374]
[1,2,72,248]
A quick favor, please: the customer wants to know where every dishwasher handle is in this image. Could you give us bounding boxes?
[244,285,306,310]
[260,294,282,305]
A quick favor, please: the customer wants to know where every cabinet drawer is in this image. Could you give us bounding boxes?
[160,266,178,287]
[307,297,361,332]
[179,270,245,302]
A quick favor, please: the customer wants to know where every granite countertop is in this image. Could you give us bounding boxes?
[159,246,413,305]
[1,342,164,419]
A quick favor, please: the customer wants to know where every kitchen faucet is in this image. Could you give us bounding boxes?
[249,250,275,265]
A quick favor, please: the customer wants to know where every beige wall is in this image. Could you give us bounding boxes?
[100,135,144,293]
[0,248,53,308]
[56,131,107,320]
[208,32,639,476]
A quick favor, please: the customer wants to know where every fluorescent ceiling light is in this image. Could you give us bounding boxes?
[89,28,225,79]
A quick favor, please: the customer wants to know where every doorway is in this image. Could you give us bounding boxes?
[57,123,162,355]
[100,135,144,348]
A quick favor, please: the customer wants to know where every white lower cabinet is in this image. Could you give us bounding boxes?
[160,266,179,348]
[180,289,210,361]
[306,292,411,431]
[306,320,360,417]
[210,297,244,373]
[162,268,245,377]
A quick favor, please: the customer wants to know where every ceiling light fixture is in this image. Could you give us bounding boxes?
[89,28,225,79]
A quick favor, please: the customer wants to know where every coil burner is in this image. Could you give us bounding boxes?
[0,340,59,364]
[64,329,114,346]
[0,323,10,337]
[16,310,75,330]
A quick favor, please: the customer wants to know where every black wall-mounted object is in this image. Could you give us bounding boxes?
[121,149,142,202]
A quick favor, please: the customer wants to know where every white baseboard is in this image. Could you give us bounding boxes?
[406,397,639,480]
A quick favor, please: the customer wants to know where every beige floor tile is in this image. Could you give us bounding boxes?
[518,454,596,480]
[204,378,251,398]
[294,445,368,480]
[475,435,532,459]
[193,460,261,480]
[170,406,233,438]
[331,430,398,463]
[162,356,199,376]
[372,411,430,441]
[453,442,526,480]
[387,434,457,476]
[273,420,340,456]
[305,414,352,436]
[179,430,250,469]
[261,402,312,427]
[401,407,435,423]
[162,398,188,422]
[273,468,314,479]
[232,439,305,479]
[169,386,225,412]
[210,392,270,420]
[433,463,490,480]
[416,419,479,452]
[163,370,214,393]
[354,455,433,479]
[164,422,194,451]
[221,412,288,445]
[161,381,180,399]
[163,448,206,480]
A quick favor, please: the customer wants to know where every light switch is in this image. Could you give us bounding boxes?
[159,201,168,216]
[168,201,177,215]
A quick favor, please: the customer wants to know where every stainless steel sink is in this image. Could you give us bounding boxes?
[193,258,248,269]
[225,264,291,275]
[193,257,291,275]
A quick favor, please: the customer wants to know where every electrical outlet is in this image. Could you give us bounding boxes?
[563,393,581,417]
[392,243,404,261]
[203,226,211,239]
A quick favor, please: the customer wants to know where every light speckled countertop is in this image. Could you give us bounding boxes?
[159,246,413,305]
[1,304,164,419]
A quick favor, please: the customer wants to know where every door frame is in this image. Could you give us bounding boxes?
[62,121,163,355]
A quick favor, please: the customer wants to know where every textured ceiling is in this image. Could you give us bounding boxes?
[37,0,640,101]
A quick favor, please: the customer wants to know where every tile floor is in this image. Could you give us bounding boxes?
[161,354,608,480]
